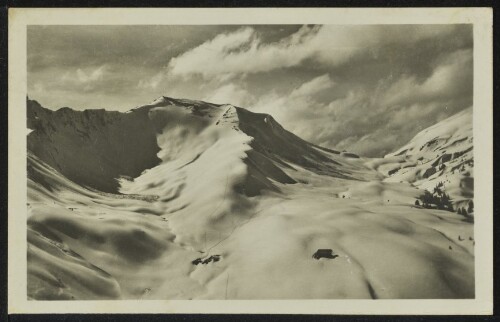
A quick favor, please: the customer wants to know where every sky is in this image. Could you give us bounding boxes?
[27,24,473,157]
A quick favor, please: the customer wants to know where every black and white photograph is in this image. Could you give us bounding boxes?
[8,8,493,314]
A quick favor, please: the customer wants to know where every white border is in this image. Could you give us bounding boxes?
[8,7,494,315]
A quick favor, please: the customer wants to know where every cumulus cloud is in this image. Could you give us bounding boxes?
[168,27,306,79]
[251,74,335,134]
[167,25,462,79]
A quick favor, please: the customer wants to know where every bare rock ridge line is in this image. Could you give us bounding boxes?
[27,99,162,193]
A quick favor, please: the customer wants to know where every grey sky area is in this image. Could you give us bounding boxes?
[28,24,472,157]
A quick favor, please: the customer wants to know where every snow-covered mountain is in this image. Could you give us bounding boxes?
[366,108,473,212]
[28,97,360,194]
[26,98,475,300]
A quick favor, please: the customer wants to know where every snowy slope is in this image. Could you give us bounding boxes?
[26,98,475,300]
[366,108,473,212]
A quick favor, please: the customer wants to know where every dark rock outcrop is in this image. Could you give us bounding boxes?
[27,99,162,193]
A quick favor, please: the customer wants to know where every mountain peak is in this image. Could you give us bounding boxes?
[150,95,173,106]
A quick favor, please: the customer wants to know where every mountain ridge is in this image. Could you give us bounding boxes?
[27,96,361,195]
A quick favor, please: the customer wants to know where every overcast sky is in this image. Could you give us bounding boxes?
[28,24,472,157]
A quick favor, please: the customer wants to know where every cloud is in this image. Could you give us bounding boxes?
[75,65,108,83]
[291,74,334,98]
[138,71,164,90]
[56,65,112,92]
[168,27,256,79]
[381,49,473,108]
[167,25,462,79]
[250,75,333,137]
[203,84,254,106]
[249,45,472,157]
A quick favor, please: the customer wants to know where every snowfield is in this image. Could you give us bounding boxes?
[26,97,474,300]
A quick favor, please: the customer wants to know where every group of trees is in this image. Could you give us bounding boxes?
[414,182,453,212]
[414,182,474,217]
[457,201,474,217]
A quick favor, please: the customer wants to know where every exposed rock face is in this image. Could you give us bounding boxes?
[236,107,345,177]
[28,99,162,192]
